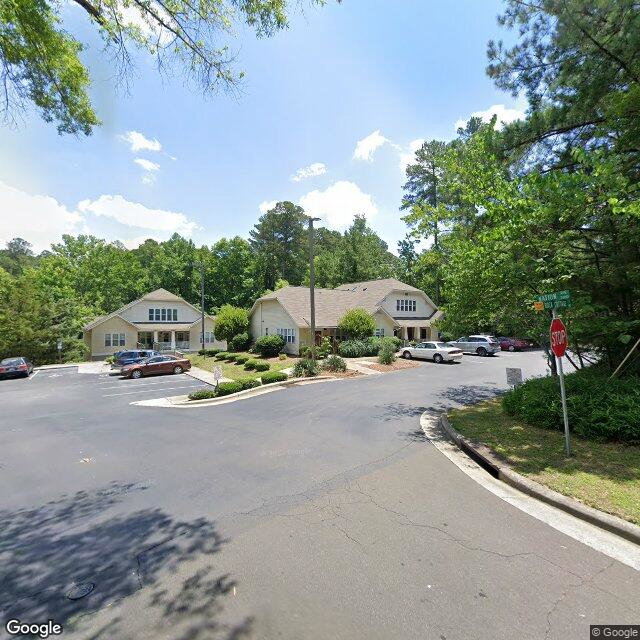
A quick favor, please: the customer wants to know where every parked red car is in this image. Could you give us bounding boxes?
[498,337,533,352]
[121,354,191,379]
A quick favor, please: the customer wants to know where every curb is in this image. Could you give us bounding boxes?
[436,414,640,546]
[168,375,336,407]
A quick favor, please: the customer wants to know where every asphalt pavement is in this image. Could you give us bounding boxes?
[1,352,638,640]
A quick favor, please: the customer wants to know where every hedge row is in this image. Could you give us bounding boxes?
[502,365,640,444]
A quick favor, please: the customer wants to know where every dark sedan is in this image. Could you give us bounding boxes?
[0,357,34,379]
[498,337,533,352]
[113,349,160,368]
[121,355,191,379]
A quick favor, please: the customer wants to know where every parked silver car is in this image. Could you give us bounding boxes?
[447,335,501,356]
[401,341,463,364]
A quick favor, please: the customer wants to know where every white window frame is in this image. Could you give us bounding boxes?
[200,331,215,344]
[118,333,125,346]
[172,309,178,321]
[396,298,417,312]
[276,328,295,343]
[148,309,154,320]
[161,308,167,321]
[374,328,385,337]
[105,334,112,347]
[154,308,160,321]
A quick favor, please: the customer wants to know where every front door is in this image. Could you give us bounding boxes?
[138,332,153,348]
[407,327,415,341]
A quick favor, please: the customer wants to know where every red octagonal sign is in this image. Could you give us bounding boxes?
[550,318,568,358]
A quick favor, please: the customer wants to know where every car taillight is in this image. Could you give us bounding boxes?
[0,367,5,372]
[18,364,27,370]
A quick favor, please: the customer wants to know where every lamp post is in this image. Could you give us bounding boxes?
[307,216,321,360]
[191,261,205,351]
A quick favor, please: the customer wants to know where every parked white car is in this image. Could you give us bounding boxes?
[447,335,501,356]
[401,341,463,364]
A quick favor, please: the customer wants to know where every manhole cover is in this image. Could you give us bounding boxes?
[66,582,95,600]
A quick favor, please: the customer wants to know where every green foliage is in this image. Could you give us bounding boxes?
[337,337,382,358]
[225,353,238,362]
[228,332,251,352]
[321,354,347,372]
[214,305,249,343]
[235,355,249,365]
[378,341,397,365]
[188,389,217,401]
[337,308,376,340]
[254,334,285,357]
[238,377,261,390]
[215,381,243,396]
[205,348,221,357]
[243,359,257,370]
[278,353,288,360]
[198,349,207,355]
[292,358,319,377]
[260,371,288,384]
[317,336,332,358]
[253,361,270,372]
[502,367,640,444]
[214,352,229,360]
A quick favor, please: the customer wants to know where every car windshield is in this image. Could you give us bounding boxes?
[434,343,450,349]
[1,358,22,366]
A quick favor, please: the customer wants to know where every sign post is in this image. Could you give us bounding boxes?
[550,313,571,456]
[57,339,63,364]
[213,365,222,389]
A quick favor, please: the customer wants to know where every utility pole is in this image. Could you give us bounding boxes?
[192,261,205,351]
[308,216,321,360]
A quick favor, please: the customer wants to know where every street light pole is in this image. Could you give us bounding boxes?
[308,216,321,360]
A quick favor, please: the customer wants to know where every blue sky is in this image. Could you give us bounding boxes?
[0,0,524,253]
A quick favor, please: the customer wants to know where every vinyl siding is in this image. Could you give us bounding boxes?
[120,299,201,324]
[250,299,301,354]
[380,290,436,319]
[189,317,226,351]
[87,317,138,357]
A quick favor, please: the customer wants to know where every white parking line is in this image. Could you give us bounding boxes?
[102,384,203,397]
[28,370,39,381]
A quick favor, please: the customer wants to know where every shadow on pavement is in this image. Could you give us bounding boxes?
[0,482,252,640]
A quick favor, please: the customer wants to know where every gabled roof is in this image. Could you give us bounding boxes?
[251,278,438,328]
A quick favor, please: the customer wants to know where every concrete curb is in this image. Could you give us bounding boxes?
[436,414,640,547]
[34,363,80,371]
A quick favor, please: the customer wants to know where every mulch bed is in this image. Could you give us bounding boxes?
[361,359,420,373]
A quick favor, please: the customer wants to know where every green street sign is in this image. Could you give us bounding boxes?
[536,290,572,310]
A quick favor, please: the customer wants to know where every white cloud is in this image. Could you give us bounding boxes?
[117,3,173,45]
[398,138,425,174]
[353,130,390,161]
[258,200,278,214]
[77,195,199,236]
[455,104,525,131]
[119,130,162,153]
[290,162,326,182]
[299,181,377,230]
[0,181,83,253]
[134,158,160,184]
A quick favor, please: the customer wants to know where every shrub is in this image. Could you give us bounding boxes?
[378,341,396,365]
[215,381,243,396]
[228,332,251,352]
[502,366,640,444]
[244,359,257,370]
[105,355,114,364]
[197,349,207,356]
[235,355,249,365]
[238,377,261,390]
[188,389,217,401]
[225,353,238,362]
[383,336,401,350]
[322,354,347,372]
[205,348,221,357]
[255,334,285,358]
[214,305,249,343]
[337,308,376,339]
[261,371,288,384]
[363,336,381,356]
[292,358,319,377]
[214,352,228,360]
[317,336,332,358]
[253,361,270,372]
[279,353,288,360]
[299,345,312,358]
[338,339,367,358]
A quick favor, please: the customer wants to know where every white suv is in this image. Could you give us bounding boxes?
[447,335,501,356]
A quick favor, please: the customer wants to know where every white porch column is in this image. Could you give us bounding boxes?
[153,330,158,346]
[170,330,176,350]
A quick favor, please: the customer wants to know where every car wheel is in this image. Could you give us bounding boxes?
[173,365,183,374]
[433,353,443,364]
[403,351,412,359]
[477,347,487,357]
[132,369,143,379]
[508,345,515,352]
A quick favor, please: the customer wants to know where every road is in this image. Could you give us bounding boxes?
[0,352,638,640]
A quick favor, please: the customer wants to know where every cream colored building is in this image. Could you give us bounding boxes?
[249,278,442,354]
[83,288,226,359]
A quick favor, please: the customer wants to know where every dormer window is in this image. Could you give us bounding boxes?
[148,308,178,321]
[396,299,416,312]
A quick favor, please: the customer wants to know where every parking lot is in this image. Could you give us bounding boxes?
[4,350,636,640]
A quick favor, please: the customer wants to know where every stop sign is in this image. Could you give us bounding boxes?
[550,318,568,357]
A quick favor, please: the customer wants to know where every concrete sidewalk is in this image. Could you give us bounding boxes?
[186,365,231,385]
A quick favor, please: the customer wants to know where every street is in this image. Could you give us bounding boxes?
[1,352,638,640]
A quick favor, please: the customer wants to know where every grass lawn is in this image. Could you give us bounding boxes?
[448,400,640,525]
[187,353,296,381]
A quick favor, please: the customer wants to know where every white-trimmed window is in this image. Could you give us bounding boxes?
[154,308,160,321]
[161,308,167,321]
[276,328,295,343]
[172,309,178,321]
[396,299,417,312]
[200,331,215,343]
[149,307,178,321]
[148,309,154,320]
[105,333,125,347]
[374,328,385,337]
[105,334,112,347]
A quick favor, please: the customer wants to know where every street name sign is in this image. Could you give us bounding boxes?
[536,290,572,310]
